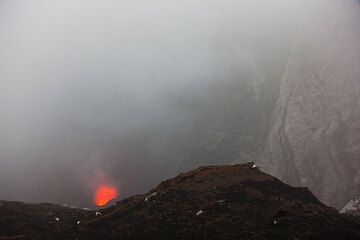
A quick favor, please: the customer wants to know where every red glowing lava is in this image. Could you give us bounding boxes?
[94,184,118,206]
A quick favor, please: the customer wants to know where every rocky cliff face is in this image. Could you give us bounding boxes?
[261,0,360,209]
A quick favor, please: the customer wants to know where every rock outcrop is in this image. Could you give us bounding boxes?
[2,163,357,240]
[60,163,360,239]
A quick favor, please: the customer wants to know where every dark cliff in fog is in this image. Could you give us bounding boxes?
[172,0,360,210]
[261,0,360,209]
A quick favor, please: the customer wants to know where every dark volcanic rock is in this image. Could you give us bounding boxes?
[0,201,94,240]
[65,163,359,240]
[2,163,360,240]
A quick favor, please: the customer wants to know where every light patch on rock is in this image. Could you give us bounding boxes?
[196,210,203,216]
[145,192,158,202]
[341,198,360,215]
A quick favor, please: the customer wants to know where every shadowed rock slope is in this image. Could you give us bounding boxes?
[0,201,94,240]
[70,164,360,239]
[1,163,360,240]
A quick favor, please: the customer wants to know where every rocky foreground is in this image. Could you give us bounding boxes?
[1,163,360,240]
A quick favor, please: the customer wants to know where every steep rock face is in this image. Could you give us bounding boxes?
[262,0,360,209]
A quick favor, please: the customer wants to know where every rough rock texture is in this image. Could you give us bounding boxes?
[1,163,360,239]
[26,163,359,239]
[261,0,360,209]
[0,201,94,240]
[341,198,360,216]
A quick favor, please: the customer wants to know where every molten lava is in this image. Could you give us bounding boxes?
[94,184,118,206]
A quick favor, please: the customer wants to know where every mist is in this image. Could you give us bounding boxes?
[0,0,358,208]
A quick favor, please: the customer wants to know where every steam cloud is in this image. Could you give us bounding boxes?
[0,0,358,208]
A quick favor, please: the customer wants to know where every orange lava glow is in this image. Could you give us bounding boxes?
[94,184,118,206]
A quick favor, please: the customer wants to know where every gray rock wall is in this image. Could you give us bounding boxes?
[262,0,360,209]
